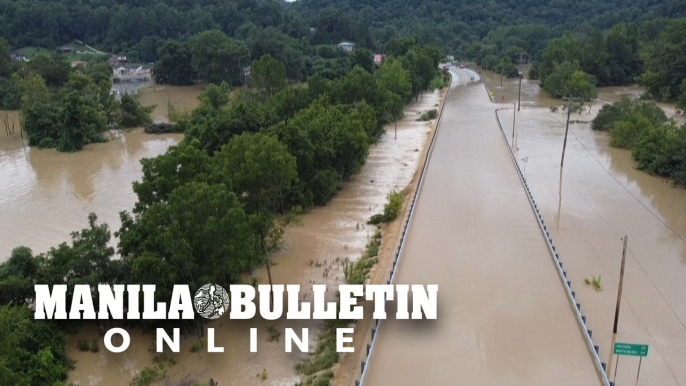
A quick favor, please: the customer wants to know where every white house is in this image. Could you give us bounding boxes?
[338,42,355,52]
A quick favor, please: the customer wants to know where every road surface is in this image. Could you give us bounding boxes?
[361,74,602,385]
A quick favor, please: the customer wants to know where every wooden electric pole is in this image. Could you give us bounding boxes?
[560,100,572,166]
[517,74,522,111]
[512,102,516,146]
[613,236,628,334]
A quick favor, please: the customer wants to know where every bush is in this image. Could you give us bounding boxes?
[38,137,57,149]
[633,123,681,176]
[418,109,437,121]
[368,191,404,224]
[76,339,90,352]
[591,97,667,131]
[610,112,654,149]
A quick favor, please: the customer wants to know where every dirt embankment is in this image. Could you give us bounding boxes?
[331,85,450,386]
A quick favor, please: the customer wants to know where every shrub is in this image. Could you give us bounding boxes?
[633,123,681,176]
[418,109,438,121]
[369,191,404,225]
[76,339,89,352]
[610,112,654,149]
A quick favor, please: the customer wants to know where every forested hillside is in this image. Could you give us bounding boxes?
[2,0,686,57]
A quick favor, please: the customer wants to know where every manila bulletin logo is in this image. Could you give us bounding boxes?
[33,283,437,353]
[194,283,230,319]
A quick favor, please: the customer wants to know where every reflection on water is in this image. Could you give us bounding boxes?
[138,84,205,123]
[0,85,202,259]
[0,129,183,259]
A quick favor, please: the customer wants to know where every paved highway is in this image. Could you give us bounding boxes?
[361,73,602,385]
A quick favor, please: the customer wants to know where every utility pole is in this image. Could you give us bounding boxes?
[613,236,628,334]
[500,56,504,87]
[517,72,523,111]
[512,102,516,146]
[560,100,572,166]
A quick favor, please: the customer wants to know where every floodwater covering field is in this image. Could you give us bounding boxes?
[0,85,202,261]
[0,83,444,384]
[490,68,686,386]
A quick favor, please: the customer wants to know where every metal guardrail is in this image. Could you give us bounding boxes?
[485,74,611,386]
[356,73,453,386]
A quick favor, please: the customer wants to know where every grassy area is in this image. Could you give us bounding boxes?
[17,40,108,62]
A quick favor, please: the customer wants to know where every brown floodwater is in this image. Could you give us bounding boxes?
[490,75,686,385]
[63,89,444,385]
[479,65,559,109]
[0,128,183,260]
[138,83,206,123]
[0,85,203,261]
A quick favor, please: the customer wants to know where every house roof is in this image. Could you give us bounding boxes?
[338,42,355,46]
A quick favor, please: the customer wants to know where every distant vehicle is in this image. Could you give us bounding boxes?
[442,65,449,70]
[459,63,465,68]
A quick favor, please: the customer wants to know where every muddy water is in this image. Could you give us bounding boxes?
[138,83,205,123]
[478,65,559,109]
[0,128,182,260]
[488,73,686,385]
[496,108,686,386]
[64,90,444,385]
[0,85,202,261]
[364,82,601,385]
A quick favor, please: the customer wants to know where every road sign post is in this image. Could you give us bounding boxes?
[613,343,648,385]
[614,343,648,356]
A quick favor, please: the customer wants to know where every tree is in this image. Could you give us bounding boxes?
[251,54,287,98]
[189,30,249,85]
[565,70,598,103]
[351,47,374,73]
[678,79,686,112]
[132,139,217,213]
[216,133,297,214]
[377,57,411,123]
[197,82,231,110]
[541,60,581,98]
[0,37,12,79]
[538,32,581,84]
[153,40,195,85]
[119,182,261,298]
[119,94,153,128]
[0,305,70,385]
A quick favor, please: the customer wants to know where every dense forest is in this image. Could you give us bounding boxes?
[2,0,686,54]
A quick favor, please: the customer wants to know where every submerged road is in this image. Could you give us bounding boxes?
[362,72,601,385]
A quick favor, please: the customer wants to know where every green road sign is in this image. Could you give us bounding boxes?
[614,342,649,357]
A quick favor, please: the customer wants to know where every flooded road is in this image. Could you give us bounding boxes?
[363,79,601,385]
[497,107,686,386]
[64,89,445,385]
[487,70,686,385]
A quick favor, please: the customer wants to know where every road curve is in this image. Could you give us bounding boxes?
[361,81,602,385]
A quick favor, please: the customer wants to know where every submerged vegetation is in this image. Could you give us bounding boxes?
[369,191,405,225]
[584,275,603,292]
[593,97,686,186]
